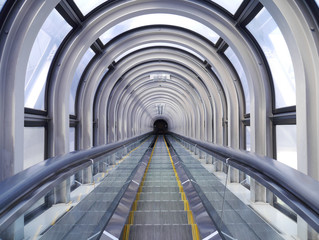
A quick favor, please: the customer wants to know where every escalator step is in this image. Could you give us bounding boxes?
[132,210,188,225]
[127,224,193,240]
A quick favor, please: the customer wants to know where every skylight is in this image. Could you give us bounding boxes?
[0,0,6,12]
[114,42,205,62]
[100,14,220,45]
[73,0,109,16]
[210,0,243,15]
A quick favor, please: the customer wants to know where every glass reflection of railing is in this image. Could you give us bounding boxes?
[171,134,319,240]
[0,134,151,240]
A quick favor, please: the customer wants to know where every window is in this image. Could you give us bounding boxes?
[114,42,205,62]
[69,48,95,115]
[24,127,45,169]
[276,125,297,169]
[224,47,250,114]
[245,126,251,151]
[246,8,295,109]
[73,0,108,16]
[210,0,243,14]
[25,9,72,110]
[100,14,220,46]
[0,0,6,12]
[69,127,75,152]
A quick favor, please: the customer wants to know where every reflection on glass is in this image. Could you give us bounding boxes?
[24,127,45,170]
[69,48,95,115]
[246,8,295,108]
[0,0,6,12]
[74,0,108,16]
[316,0,319,7]
[224,47,250,113]
[211,0,243,14]
[114,42,205,62]
[25,10,72,110]
[69,127,75,152]
[245,126,251,151]
[276,125,297,169]
[100,14,220,45]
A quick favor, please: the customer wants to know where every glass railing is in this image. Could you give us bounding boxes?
[169,134,319,240]
[0,134,152,240]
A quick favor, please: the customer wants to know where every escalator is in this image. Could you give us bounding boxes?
[122,136,199,240]
[1,134,318,240]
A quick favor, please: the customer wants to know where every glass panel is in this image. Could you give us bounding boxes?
[211,0,243,14]
[24,127,45,170]
[73,0,108,16]
[246,8,296,109]
[114,42,205,62]
[1,138,150,239]
[69,127,75,152]
[100,14,220,45]
[224,47,250,114]
[276,125,297,169]
[0,0,6,12]
[69,48,95,115]
[316,0,319,7]
[245,126,251,151]
[25,9,72,110]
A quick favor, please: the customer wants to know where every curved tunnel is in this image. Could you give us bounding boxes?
[0,0,319,239]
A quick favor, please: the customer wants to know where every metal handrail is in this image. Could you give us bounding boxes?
[171,133,319,232]
[0,133,152,226]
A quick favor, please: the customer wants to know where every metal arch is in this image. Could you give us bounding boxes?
[118,88,197,142]
[0,0,59,180]
[90,49,222,146]
[111,79,202,141]
[125,93,193,140]
[106,64,212,140]
[129,98,184,137]
[94,54,213,145]
[39,0,270,156]
[77,27,236,148]
[137,99,184,134]
[259,0,319,179]
[1,0,276,164]
[109,73,200,141]
[120,84,198,141]
[94,48,225,145]
[136,98,187,137]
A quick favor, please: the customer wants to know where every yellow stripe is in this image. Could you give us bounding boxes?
[123,136,158,238]
[32,224,43,240]
[163,136,200,240]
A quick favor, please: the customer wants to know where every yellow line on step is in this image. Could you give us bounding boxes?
[164,136,201,240]
[32,224,43,240]
[122,136,158,240]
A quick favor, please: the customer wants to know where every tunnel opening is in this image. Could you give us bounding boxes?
[153,119,168,134]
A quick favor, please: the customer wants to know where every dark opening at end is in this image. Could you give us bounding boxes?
[153,119,168,134]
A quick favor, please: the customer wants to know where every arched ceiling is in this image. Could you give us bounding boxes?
[1,0,318,174]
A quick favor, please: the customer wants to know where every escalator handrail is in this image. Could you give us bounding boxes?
[0,133,152,217]
[171,133,319,229]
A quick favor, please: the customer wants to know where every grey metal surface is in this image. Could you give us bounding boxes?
[166,137,222,240]
[125,136,193,240]
[168,136,284,240]
[39,140,153,240]
[171,133,319,232]
[0,133,151,232]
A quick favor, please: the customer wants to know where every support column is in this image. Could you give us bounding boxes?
[250,179,266,202]
[0,216,24,240]
[54,179,71,203]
